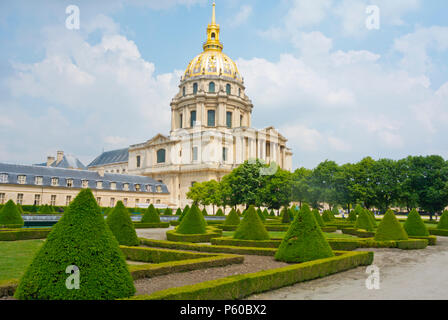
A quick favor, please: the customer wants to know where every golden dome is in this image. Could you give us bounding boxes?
[183,2,243,83]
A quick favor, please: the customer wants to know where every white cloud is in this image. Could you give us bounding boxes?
[228,5,252,28]
[285,0,332,30]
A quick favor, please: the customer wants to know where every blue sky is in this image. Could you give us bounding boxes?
[1,0,448,169]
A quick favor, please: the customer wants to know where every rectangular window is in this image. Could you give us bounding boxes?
[222,147,228,162]
[207,110,215,127]
[0,174,8,183]
[136,155,141,168]
[66,179,73,188]
[123,183,129,191]
[18,175,26,184]
[50,195,56,206]
[190,110,196,127]
[110,182,117,190]
[123,198,128,206]
[179,114,183,128]
[156,199,161,204]
[110,198,115,207]
[192,147,198,161]
[51,177,59,186]
[66,195,71,206]
[135,184,141,192]
[17,193,24,205]
[96,197,102,206]
[156,186,162,193]
[226,111,232,128]
[136,198,140,205]
[82,180,88,188]
[35,176,43,185]
[146,199,150,204]
[0,193,5,204]
[97,181,103,189]
[34,194,41,206]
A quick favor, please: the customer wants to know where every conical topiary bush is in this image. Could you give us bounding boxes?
[355,208,375,231]
[106,201,139,246]
[275,203,334,263]
[281,207,291,224]
[331,206,339,218]
[0,200,24,228]
[233,205,270,240]
[216,208,225,216]
[438,210,448,230]
[257,208,266,222]
[202,208,208,216]
[374,209,408,241]
[38,204,53,214]
[237,209,242,216]
[141,204,160,223]
[321,210,332,222]
[404,209,429,236]
[269,209,275,217]
[224,208,240,226]
[176,204,207,235]
[14,189,135,300]
[164,208,173,216]
[347,209,357,222]
[262,208,269,218]
[312,209,325,227]
[178,205,190,222]
[366,209,377,227]
[17,204,24,214]
[175,208,182,216]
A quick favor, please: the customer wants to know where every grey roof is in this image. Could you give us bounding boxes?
[34,154,86,170]
[87,148,129,167]
[0,163,169,194]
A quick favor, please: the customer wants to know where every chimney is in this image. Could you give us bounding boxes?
[47,156,55,166]
[57,151,64,163]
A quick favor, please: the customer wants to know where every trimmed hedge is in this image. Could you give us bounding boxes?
[127,251,374,300]
[0,228,51,241]
[141,204,161,224]
[280,207,292,224]
[341,228,375,238]
[224,209,240,226]
[14,189,135,300]
[211,237,281,248]
[355,208,375,231]
[120,245,214,263]
[408,235,437,245]
[0,200,24,228]
[140,238,277,256]
[321,210,333,222]
[166,227,222,243]
[312,209,325,227]
[106,201,139,246]
[176,205,207,235]
[437,210,448,229]
[404,209,429,236]
[133,222,170,229]
[375,209,408,241]
[0,279,18,298]
[429,228,448,236]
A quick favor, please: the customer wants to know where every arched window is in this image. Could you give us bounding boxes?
[226,84,231,95]
[182,86,186,97]
[207,110,215,127]
[211,33,216,40]
[238,88,241,97]
[209,82,215,93]
[190,110,196,127]
[193,83,198,94]
[157,149,166,164]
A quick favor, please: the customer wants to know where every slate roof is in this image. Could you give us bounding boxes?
[0,163,168,194]
[87,148,129,167]
[34,154,86,170]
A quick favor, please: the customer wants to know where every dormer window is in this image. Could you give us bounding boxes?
[97,181,103,189]
[123,183,129,191]
[146,185,151,192]
[18,175,26,184]
[51,177,59,186]
[82,180,88,188]
[110,182,116,190]
[156,186,162,193]
[35,176,43,185]
[66,179,73,188]
[135,184,141,192]
[0,173,8,183]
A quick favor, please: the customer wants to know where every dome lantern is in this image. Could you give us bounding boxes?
[203,2,223,52]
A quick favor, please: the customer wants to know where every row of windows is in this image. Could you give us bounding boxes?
[182,82,242,97]
[190,147,228,162]
[180,110,241,129]
[0,193,162,207]
[136,149,166,169]
[0,174,163,193]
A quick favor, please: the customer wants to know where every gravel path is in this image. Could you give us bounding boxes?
[248,236,448,300]
[136,227,174,240]
[134,255,289,296]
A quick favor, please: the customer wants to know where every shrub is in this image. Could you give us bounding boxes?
[257,208,266,222]
[321,210,332,222]
[14,189,135,300]
[17,204,24,215]
[103,207,112,216]
[237,209,242,216]
[141,204,161,223]
[106,201,139,246]
[366,209,377,227]
[216,208,225,216]
[269,209,275,217]
[404,209,429,236]
[312,209,325,227]
[0,200,24,228]
[355,208,375,231]
[275,203,334,263]
[348,209,357,222]
[175,208,182,216]
[375,209,408,241]
[202,208,208,216]
[233,205,270,240]
[179,205,190,222]
[437,210,448,229]
[164,208,173,216]
[224,209,240,226]
[176,205,207,235]
[38,204,54,214]
[280,207,291,224]
[262,208,269,218]
[331,206,339,217]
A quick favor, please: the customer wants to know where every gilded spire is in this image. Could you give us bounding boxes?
[203,1,223,52]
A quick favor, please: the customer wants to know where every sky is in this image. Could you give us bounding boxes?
[0,0,447,169]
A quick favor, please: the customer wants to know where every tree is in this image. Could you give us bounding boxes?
[14,189,135,300]
[186,182,207,207]
[260,167,292,210]
[291,167,312,207]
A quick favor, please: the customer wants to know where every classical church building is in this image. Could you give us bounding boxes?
[87,3,293,208]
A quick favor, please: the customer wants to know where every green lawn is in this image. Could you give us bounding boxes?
[0,239,44,281]
[222,231,355,239]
